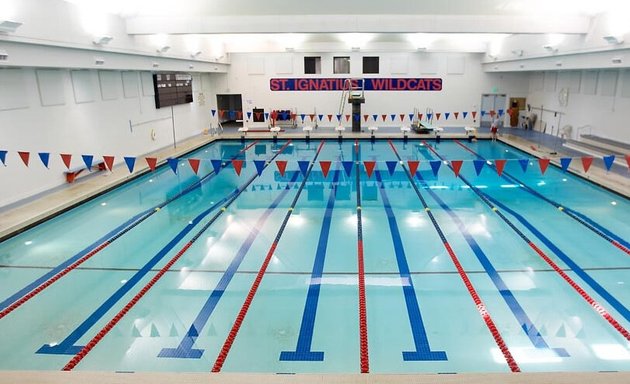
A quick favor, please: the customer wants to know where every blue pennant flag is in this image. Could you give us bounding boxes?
[473,159,485,175]
[264,113,269,120]
[498,109,504,117]
[445,112,450,120]
[481,110,486,117]
[281,111,289,120]
[318,114,323,121]
[390,114,396,121]
[409,113,415,121]
[300,113,306,121]
[247,111,252,119]
[342,161,354,176]
[0,150,7,166]
[253,160,266,176]
[560,157,572,172]
[603,155,615,171]
[38,152,50,168]
[386,161,398,176]
[427,113,433,121]
[228,110,236,119]
[336,114,342,122]
[463,111,468,119]
[297,160,310,176]
[429,160,441,176]
[167,158,179,174]
[211,159,223,174]
[353,114,360,121]
[211,109,216,117]
[82,154,94,170]
[124,156,136,173]
[372,114,378,121]
[518,158,529,172]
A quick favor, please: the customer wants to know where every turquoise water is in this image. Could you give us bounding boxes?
[0,139,628,373]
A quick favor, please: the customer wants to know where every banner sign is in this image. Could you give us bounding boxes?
[270,78,442,91]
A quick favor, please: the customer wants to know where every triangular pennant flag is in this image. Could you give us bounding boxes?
[518,158,529,172]
[318,114,323,121]
[444,112,450,120]
[60,153,72,169]
[345,114,351,122]
[335,114,341,122]
[363,114,369,122]
[372,114,378,121]
[265,112,270,120]
[247,111,252,119]
[407,160,420,176]
[498,109,504,117]
[300,113,306,121]
[454,112,459,119]
[146,157,157,171]
[581,157,593,173]
[103,155,115,171]
[538,158,550,175]
[232,159,243,176]
[38,152,50,168]
[464,111,469,119]
[436,113,441,120]
[18,151,30,167]
[211,159,222,174]
[0,150,7,166]
[390,114,396,121]
[168,158,179,174]
[236,111,243,119]
[254,112,263,121]
[471,111,477,119]
[427,113,433,121]
[473,159,485,175]
[81,154,93,170]
[253,160,266,176]
[489,110,496,117]
[400,114,406,121]
[297,160,310,176]
[188,158,201,175]
[211,109,216,117]
[319,160,331,178]
[560,157,572,172]
[342,161,354,176]
[124,156,136,173]
[625,154,630,170]
[603,155,615,171]
[495,159,507,176]
[219,110,226,118]
[451,160,463,177]
[309,114,315,121]
[386,160,398,176]
[481,110,486,117]
[328,114,333,122]
[276,160,287,176]
[429,160,441,176]
[409,113,415,121]
[418,113,423,121]
[364,161,376,178]
[353,114,360,122]
[228,110,236,119]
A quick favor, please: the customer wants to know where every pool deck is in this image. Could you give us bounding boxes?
[0,127,629,383]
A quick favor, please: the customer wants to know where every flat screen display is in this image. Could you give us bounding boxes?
[153,73,193,108]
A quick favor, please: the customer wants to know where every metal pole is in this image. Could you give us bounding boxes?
[171,106,177,149]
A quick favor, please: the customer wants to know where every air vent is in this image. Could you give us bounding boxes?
[555,61,562,67]
[0,49,8,61]
[152,62,159,68]
[94,57,105,65]
[612,57,622,64]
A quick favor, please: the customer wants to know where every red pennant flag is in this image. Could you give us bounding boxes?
[18,151,30,167]
[399,114,406,121]
[271,111,278,120]
[581,157,593,173]
[309,114,315,121]
[363,114,369,122]
[381,114,387,122]
[276,160,287,176]
[103,155,115,171]
[254,112,262,121]
[494,159,507,176]
[451,160,463,177]
[364,161,376,178]
[188,158,200,174]
[145,157,157,171]
[407,160,420,176]
[343,114,349,122]
[538,158,550,175]
[418,113,423,121]
[60,153,72,169]
[236,111,243,119]
[489,110,496,117]
[291,113,297,120]
[625,154,630,170]
[454,112,459,119]
[232,159,243,176]
[327,114,333,122]
[472,111,477,119]
[319,160,331,178]
[436,113,441,120]
[218,110,225,118]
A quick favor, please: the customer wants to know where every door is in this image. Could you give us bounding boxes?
[480,94,507,128]
[216,94,243,125]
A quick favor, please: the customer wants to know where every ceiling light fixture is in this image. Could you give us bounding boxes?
[511,49,523,56]
[190,50,202,58]
[93,35,113,46]
[157,46,170,53]
[543,45,558,53]
[0,20,22,33]
[603,35,624,45]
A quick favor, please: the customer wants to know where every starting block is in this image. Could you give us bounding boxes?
[303,125,313,139]
[335,125,345,140]
[238,126,248,140]
[368,126,378,138]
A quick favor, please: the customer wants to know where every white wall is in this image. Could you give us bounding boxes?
[0,67,218,207]
[216,52,530,128]
[526,69,630,144]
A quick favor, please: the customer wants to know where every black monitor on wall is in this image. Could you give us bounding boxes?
[153,72,193,109]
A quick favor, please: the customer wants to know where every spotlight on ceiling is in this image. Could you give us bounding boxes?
[93,35,113,46]
[190,50,202,58]
[0,20,22,33]
[157,46,170,53]
[511,49,523,56]
[543,45,558,53]
[487,53,498,61]
[603,35,624,45]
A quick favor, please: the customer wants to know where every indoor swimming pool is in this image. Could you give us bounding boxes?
[0,138,628,374]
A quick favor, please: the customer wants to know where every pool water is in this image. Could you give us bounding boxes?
[0,139,628,374]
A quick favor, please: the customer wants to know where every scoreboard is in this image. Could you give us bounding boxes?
[152,73,193,109]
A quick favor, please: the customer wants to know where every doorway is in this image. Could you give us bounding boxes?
[480,93,507,128]
[216,94,243,128]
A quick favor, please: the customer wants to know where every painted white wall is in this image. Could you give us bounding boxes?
[526,69,630,144]
[0,67,219,207]
[215,52,530,128]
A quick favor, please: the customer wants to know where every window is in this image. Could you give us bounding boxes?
[333,56,350,74]
[363,56,379,74]
[304,56,321,74]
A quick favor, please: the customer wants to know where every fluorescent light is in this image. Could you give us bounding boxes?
[0,20,22,33]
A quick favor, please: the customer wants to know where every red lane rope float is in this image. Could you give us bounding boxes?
[388,140,520,372]
[425,141,630,343]
[212,140,326,373]
[0,140,261,322]
[355,139,369,373]
[61,140,291,371]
